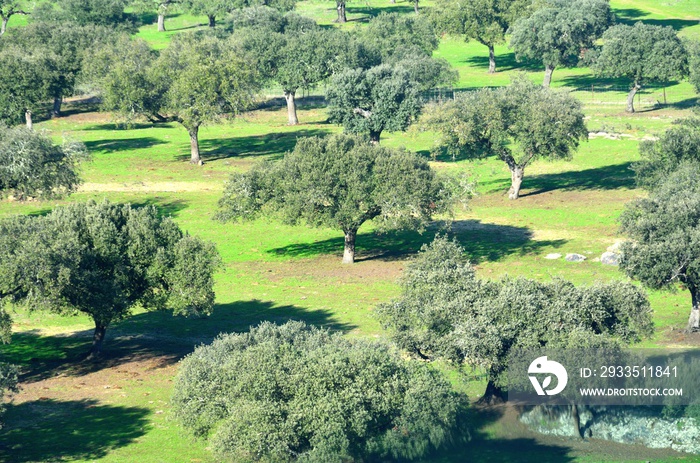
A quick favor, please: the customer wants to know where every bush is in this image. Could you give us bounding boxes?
[172,321,469,462]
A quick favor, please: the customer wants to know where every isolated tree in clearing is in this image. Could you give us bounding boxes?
[620,165,700,332]
[0,200,220,359]
[594,22,687,113]
[430,0,529,74]
[216,134,456,264]
[172,321,469,462]
[509,0,614,86]
[424,76,587,199]
[86,33,259,165]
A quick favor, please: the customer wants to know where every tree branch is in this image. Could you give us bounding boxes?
[353,107,372,118]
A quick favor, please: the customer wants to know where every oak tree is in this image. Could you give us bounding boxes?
[0,200,220,359]
[216,134,454,263]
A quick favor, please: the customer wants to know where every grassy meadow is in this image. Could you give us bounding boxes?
[2,0,700,461]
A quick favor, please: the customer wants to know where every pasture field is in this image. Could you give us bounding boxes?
[2,1,700,462]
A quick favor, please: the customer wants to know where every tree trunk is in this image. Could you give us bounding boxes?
[336,2,346,23]
[686,286,700,333]
[208,15,215,27]
[342,229,357,264]
[284,90,298,125]
[25,110,32,130]
[543,64,554,87]
[0,17,8,36]
[414,0,419,13]
[488,45,496,74]
[389,0,395,3]
[626,81,642,113]
[571,404,583,439]
[189,125,202,165]
[478,379,507,404]
[369,130,381,144]
[87,321,107,360]
[508,165,524,200]
[157,13,166,32]
[52,96,62,118]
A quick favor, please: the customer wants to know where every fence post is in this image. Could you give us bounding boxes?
[663,87,667,105]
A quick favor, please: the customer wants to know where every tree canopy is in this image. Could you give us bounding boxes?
[633,117,700,189]
[0,125,89,199]
[594,22,687,112]
[423,76,587,199]
[685,39,700,95]
[377,236,654,403]
[32,0,136,29]
[430,0,530,73]
[0,199,220,358]
[361,12,439,61]
[86,33,259,164]
[172,320,469,462]
[510,0,614,86]
[0,45,48,128]
[216,134,456,263]
[620,164,700,332]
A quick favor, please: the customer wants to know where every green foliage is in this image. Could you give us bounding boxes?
[217,134,455,262]
[423,76,587,197]
[0,199,220,356]
[361,12,439,59]
[0,125,89,200]
[509,0,614,74]
[687,39,700,94]
[594,22,687,85]
[377,236,654,396]
[0,45,49,125]
[32,0,136,29]
[0,21,119,107]
[620,165,700,293]
[326,65,423,142]
[172,320,469,462]
[634,118,700,189]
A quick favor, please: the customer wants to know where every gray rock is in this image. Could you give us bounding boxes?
[600,251,620,266]
[565,253,586,262]
[544,253,562,260]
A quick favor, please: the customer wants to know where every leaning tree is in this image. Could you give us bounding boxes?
[377,236,654,404]
[0,125,90,199]
[430,0,529,74]
[620,164,700,332]
[0,200,220,359]
[510,0,614,86]
[87,33,259,164]
[594,22,687,113]
[424,76,587,199]
[172,321,468,462]
[216,134,456,264]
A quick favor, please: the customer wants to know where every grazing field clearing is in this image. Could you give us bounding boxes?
[1,0,699,462]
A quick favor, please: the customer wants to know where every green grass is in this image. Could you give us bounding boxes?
[2,0,700,461]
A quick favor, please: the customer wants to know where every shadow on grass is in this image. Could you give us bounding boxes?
[84,122,158,131]
[6,300,353,383]
[614,8,700,31]
[0,399,150,463]
[131,197,189,217]
[268,220,566,264]
[479,162,636,196]
[192,128,330,162]
[84,137,166,154]
[257,95,327,112]
[346,4,415,22]
[558,74,682,93]
[463,51,545,73]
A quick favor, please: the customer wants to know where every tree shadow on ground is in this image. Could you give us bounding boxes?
[6,300,352,384]
[257,95,327,112]
[131,197,189,218]
[613,8,700,31]
[0,399,150,463]
[557,74,681,92]
[191,128,330,162]
[84,122,158,131]
[463,51,545,73]
[480,162,636,197]
[346,4,415,22]
[268,220,566,264]
[84,137,166,154]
